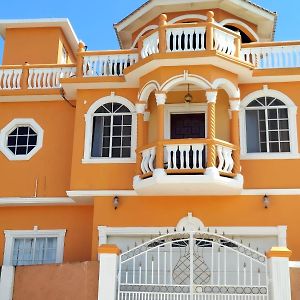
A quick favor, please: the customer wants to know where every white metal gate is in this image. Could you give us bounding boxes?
[118,231,269,300]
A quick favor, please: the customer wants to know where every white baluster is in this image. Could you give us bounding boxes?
[217,145,224,171]
[148,148,156,172]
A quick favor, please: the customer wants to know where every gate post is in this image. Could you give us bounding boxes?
[98,244,121,300]
[267,247,292,300]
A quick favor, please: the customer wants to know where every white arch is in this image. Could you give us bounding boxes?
[219,19,259,42]
[130,25,159,49]
[138,80,160,102]
[241,88,297,109]
[168,14,207,24]
[212,78,240,99]
[87,93,136,114]
[161,74,212,92]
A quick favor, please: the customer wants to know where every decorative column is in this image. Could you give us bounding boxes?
[135,103,146,176]
[76,41,85,78]
[155,93,167,174]
[230,99,241,174]
[0,266,15,300]
[144,111,150,145]
[205,90,218,176]
[98,244,121,300]
[206,11,215,51]
[158,14,167,53]
[267,247,292,300]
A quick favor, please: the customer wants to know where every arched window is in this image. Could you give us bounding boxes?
[84,94,136,163]
[245,97,290,153]
[241,89,298,158]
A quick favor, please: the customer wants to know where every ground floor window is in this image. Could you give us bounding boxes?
[3,228,66,266]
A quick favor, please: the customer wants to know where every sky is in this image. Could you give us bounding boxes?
[0,0,300,62]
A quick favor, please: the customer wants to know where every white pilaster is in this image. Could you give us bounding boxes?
[98,252,119,300]
[268,255,292,300]
[155,93,167,105]
[0,266,15,300]
[205,90,218,103]
[135,103,146,114]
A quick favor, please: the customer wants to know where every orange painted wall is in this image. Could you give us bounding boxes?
[2,27,75,65]
[13,261,98,300]
[0,205,93,264]
[291,268,300,300]
[0,100,74,197]
[92,195,300,261]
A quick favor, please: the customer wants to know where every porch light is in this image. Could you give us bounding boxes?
[263,194,270,209]
[184,84,193,103]
[113,196,119,209]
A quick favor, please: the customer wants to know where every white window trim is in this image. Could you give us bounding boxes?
[83,93,137,164]
[0,118,44,161]
[3,229,66,266]
[240,89,298,160]
[164,103,208,139]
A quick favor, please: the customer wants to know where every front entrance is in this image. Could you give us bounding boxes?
[171,113,205,139]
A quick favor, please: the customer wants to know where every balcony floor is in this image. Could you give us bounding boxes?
[133,168,243,196]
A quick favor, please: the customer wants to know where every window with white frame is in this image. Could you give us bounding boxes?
[83,94,137,163]
[245,97,290,153]
[240,89,298,158]
[0,119,44,161]
[3,229,66,266]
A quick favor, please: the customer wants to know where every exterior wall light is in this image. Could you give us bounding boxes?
[263,194,270,209]
[113,196,119,209]
[184,84,193,103]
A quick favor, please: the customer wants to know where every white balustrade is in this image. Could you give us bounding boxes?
[166,27,206,52]
[217,145,234,173]
[241,45,300,69]
[214,29,236,56]
[165,144,204,170]
[0,68,22,90]
[28,67,76,89]
[141,147,156,174]
[141,31,159,58]
[83,53,138,77]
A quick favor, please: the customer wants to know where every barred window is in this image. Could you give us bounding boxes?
[91,102,133,158]
[245,97,290,153]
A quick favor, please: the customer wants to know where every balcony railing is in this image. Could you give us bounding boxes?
[139,138,236,178]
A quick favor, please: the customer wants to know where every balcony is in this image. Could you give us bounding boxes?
[133,138,243,196]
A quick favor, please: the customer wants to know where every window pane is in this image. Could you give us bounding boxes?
[103,103,113,112]
[28,135,37,145]
[122,147,131,158]
[260,132,266,142]
[113,116,122,125]
[269,131,279,141]
[279,108,288,118]
[123,115,132,125]
[269,142,280,152]
[271,99,285,106]
[260,143,267,152]
[268,120,278,130]
[268,109,277,119]
[279,120,289,130]
[18,135,28,145]
[122,137,131,147]
[280,131,290,141]
[16,147,27,155]
[123,126,131,136]
[103,127,110,136]
[104,116,111,126]
[112,148,121,157]
[258,110,265,120]
[247,100,262,107]
[18,127,29,135]
[112,137,121,147]
[102,148,109,157]
[7,136,16,146]
[280,142,290,152]
[246,110,260,153]
[102,137,110,147]
[113,126,122,136]
[91,116,104,157]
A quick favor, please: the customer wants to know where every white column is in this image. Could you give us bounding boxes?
[98,245,120,300]
[267,247,292,300]
[0,266,15,300]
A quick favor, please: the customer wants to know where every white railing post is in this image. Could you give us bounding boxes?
[267,247,292,300]
[0,266,15,300]
[98,245,121,300]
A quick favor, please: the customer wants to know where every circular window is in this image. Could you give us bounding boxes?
[7,126,38,156]
[0,119,43,160]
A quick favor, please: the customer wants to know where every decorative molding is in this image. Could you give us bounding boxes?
[143,111,150,122]
[155,93,167,105]
[229,100,241,111]
[168,14,207,24]
[0,118,44,161]
[0,197,74,206]
[176,212,205,231]
[135,103,146,114]
[205,90,218,103]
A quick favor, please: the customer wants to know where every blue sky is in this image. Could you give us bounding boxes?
[0,0,299,62]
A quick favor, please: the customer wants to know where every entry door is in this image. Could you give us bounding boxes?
[171,113,205,139]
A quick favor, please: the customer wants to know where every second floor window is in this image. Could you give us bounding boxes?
[91,102,133,158]
[245,97,290,153]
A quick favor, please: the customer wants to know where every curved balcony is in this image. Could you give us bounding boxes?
[133,138,243,196]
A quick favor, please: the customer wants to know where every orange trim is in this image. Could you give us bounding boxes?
[80,49,138,57]
[242,41,300,48]
[267,247,292,259]
[98,244,121,255]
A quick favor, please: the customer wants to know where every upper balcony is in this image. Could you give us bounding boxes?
[1,11,300,98]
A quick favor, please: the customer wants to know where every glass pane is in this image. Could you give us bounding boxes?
[246,110,260,153]
[91,116,104,158]
[280,131,290,141]
[259,120,266,131]
[113,126,122,136]
[112,148,121,157]
[123,115,132,125]
[260,132,266,142]
[279,108,288,118]
[268,109,277,119]
[116,105,130,113]
[28,135,37,145]
[122,137,131,147]
[257,97,266,106]
[268,120,278,130]
[258,110,265,120]
[103,137,110,147]
[266,97,275,105]
[279,120,289,130]
[260,143,267,152]
[280,142,290,152]
[102,148,109,157]
[8,146,16,154]
[123,126,131,136]
[17,135,28,146]
[103,103,113,112]
[112,137,121,147]
[10,128,18,135]
[113,102,122,112]
[113,116,122,125]
[18,127,29,135]
[95,105,109,113]
[28,146,35,153]
[103,116,111,126]
[269,131,279,142]
[270,99,285,106]
[16,146,27,155]
[103,127,110,136]
[7,136,16,146]
[29,128,36,135]
[269,142,280,152]
[122,147,131,158]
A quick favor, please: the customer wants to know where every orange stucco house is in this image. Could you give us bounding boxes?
[0,0,299,299]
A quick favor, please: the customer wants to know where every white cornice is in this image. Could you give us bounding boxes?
[0,197,75,206]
